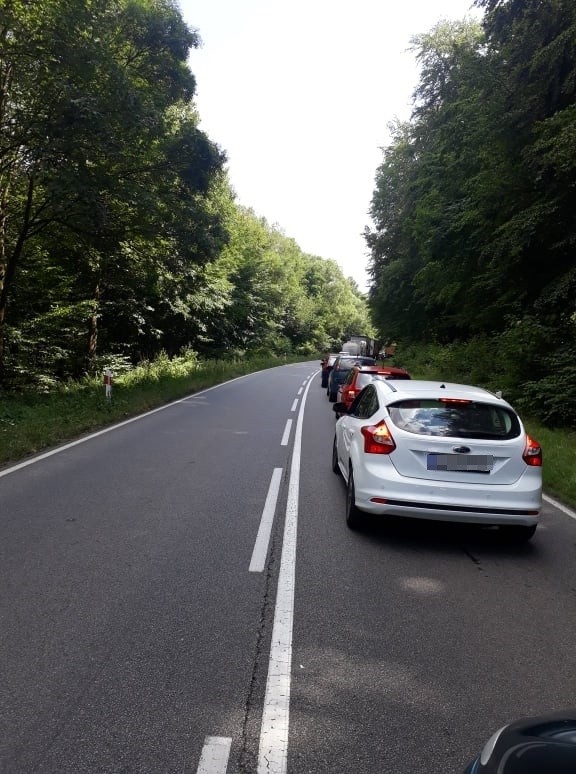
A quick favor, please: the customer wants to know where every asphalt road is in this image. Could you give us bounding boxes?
[1,362,576,774]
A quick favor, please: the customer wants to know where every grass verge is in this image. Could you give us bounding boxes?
[523,420,576,509]
[0,353,311,467]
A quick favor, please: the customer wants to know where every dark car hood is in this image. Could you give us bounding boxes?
[465,710,576,773]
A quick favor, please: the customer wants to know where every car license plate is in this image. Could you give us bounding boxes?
[427,453,493,473]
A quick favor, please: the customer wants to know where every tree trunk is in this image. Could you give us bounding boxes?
[0,182,9,372]
[0,32,13,377]
[87,279,100,367]
[0,175,34,376]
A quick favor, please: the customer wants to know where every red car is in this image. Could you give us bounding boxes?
[336,365,411,411]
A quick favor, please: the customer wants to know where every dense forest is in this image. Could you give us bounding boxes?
[0,0,372,391]
[366,0,576,427]
[3,0,575,430]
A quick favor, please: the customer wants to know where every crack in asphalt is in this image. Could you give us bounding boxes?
[461,545,483,569]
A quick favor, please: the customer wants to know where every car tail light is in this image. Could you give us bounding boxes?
[523,434,542,467]
[439,398,472,404]
[361,419,396,454]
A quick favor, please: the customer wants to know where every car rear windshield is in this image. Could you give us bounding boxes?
[338,357,375,369]
[387,399,521,439]
[357,373,378,389]
[335,358,357,371]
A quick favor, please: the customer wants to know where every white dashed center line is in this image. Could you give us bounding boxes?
[249,468,283,573]
[196,736,231,773]
[280,419,292,446]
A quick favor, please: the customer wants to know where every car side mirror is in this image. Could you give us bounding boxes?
[333,402,348,415]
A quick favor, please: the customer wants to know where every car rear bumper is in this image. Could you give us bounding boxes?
[355,499,540,526]
[353,460,542,526]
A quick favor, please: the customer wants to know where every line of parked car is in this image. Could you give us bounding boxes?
[321,352,411,403]
[320,351,543,542]
[319,354,554,772]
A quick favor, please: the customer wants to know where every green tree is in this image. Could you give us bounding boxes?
[0,0,225,382]
[366,2,576,424]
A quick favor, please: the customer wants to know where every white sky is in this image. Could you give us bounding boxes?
[177,0,482,291]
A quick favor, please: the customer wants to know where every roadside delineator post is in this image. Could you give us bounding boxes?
[103,368,113,400]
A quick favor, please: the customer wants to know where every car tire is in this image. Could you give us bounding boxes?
[499,524,537,542]
[328,390,337,402]
[332,436,340,474]
[346,468,363,529]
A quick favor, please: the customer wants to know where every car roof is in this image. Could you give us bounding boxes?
[371,379,509,406]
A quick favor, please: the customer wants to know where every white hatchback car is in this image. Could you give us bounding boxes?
[332,380,542,541]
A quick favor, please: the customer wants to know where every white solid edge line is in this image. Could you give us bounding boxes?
[196,736,232,774]
[249,468,283,573]
[290,399,298,412]
[280,419,293,447]
[543,493,576,520]
[257,375,313,774]
[0,370,264,480]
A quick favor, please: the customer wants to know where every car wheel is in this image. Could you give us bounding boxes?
[328,390,337,402]
[346,468,363,529]
[499,524,537,542]
[332,436,340,474]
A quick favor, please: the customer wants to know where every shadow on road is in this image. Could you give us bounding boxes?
[347,512,540,561]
